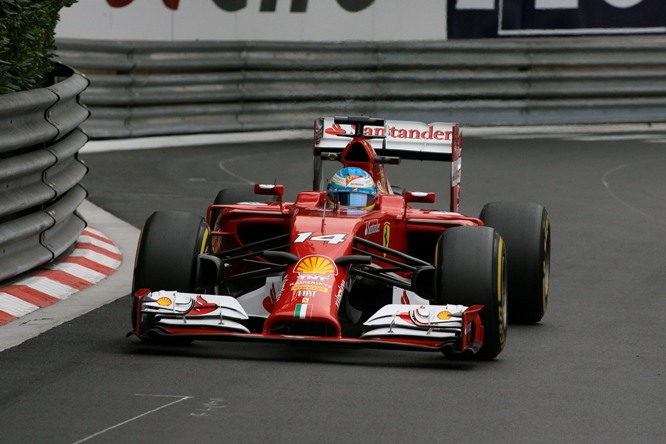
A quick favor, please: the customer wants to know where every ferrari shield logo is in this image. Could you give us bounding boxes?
[383,223,390,248]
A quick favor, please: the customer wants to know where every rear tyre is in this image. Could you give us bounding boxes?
[210,186,276,229]
[436,226,507,360]
[131,211,210,340]
[480,202,550,324]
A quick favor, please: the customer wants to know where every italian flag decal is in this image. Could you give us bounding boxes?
[294,304,311,319]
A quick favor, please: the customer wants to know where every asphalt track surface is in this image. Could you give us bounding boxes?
[1,131,666,443]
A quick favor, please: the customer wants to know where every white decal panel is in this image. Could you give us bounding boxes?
[141,290,251,333]
[362,304,468,340]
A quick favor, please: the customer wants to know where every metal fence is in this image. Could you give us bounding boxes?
[0,64,90,282]
[55,35,666,139]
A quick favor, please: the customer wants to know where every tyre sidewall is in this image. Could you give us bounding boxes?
[480,202,550,324]
[436,226,506,360]
[132,211,210,334]
[133,210,209,294]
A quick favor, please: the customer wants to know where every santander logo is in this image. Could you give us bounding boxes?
[325,123,348,136]
[325,123,452,141]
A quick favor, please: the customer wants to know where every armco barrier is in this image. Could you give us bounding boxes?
[55,36,666,138]
[0,64,90,282]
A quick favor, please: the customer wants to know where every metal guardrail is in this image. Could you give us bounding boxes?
[0,64,90,282]
[55,36,666,138]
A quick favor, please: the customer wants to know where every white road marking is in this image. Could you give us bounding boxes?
[218,155,256,185]
[71,394,193,443]
[601,159,666,225]
[80,130,311,153]
[217,150,281,185]
[569,134,662,142]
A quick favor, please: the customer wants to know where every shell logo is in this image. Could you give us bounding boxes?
[296,256,335,275]
[437,310,451,320]
[157,297,172,307]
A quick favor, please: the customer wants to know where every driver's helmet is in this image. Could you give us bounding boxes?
[327,167,378,210]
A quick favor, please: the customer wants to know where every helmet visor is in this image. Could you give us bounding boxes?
[337,192,376,208]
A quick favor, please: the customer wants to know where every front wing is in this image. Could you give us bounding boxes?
[133,290,484,355]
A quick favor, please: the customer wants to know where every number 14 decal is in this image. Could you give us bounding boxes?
[294,232,347,245]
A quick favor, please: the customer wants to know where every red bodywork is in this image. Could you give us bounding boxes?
[134,117,486,355]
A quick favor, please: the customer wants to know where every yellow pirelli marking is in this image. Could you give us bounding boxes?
[497,237,505,347]
[200,227,210,254]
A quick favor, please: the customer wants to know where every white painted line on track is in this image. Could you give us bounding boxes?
[218,155,257,185]
[71,394,193,444]
[601,159,666,226]
[464,122,666,137]
[568,134,661,142]
[81,129,311,153]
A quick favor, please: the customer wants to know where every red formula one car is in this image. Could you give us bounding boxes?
[130,116,550,360]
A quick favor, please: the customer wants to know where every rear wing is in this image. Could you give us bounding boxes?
[314,117,458,161]
[313,116,463,212]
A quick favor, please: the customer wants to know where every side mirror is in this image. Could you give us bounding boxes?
[404,191,436,204]
[263,250,298,265]
[254,183,284,199]
[335,255,372,267]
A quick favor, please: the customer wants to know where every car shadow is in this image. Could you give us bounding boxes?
[120,335,499,371]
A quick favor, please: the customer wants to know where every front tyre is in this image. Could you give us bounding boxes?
[436,226,507,360]
[131,211,210,337]
[481,202,550,324]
